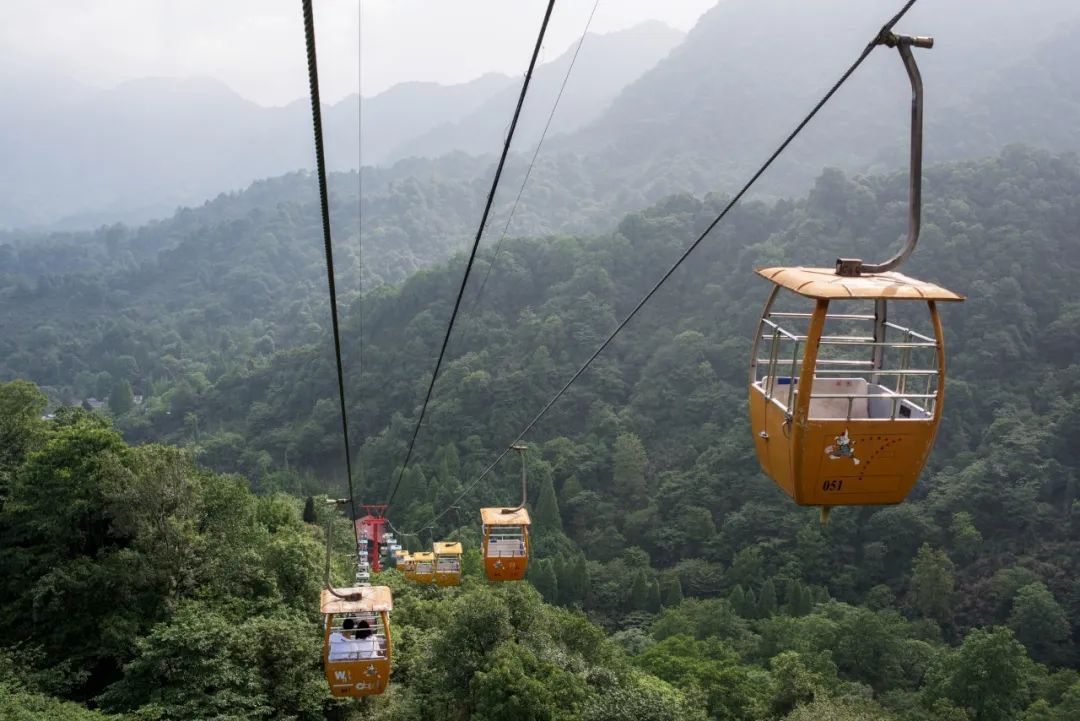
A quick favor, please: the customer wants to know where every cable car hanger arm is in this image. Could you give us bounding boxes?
[836,32,932,277]
[322,499,364,601]
[506,442,528,513]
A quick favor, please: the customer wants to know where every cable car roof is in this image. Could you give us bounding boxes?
[480,507,532,526]
[433,541,463,555]
[756,267,964,301]
[320,585,393,614]
[413,552,435,561]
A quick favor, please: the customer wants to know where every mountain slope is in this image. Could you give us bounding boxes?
[556,0,1080,199]
[385,21,684,162]
[358,73,516,165]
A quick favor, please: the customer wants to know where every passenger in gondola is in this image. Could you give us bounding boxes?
[329,618,356,660]
[354,619,380,658]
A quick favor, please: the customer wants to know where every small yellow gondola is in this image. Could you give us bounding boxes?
[321,586,393,697]
[412,552,435,584]
[480,507,530,581]
[433,541,463,586]
[398,553,416,581]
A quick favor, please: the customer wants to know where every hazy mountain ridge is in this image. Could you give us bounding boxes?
[0,21,681,231]
[552,0,1080,197]
[385,21,685,163]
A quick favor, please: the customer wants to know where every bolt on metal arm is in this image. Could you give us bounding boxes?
[836,33,933,277]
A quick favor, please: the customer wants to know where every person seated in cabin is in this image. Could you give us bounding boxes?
[328,618,356,661]
[353,619,381,659]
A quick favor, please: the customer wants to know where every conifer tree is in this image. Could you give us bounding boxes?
[557,553,588,606]
[796,585,815,616]
[911,543,956,625]
[629,570,651,611]
[530,559,559,603]
[560,475,584,506]
[612,433,648,504]
[759,579,778,617]
[108,379,134,416]
[729,585,746,616]
[741,588,758,619]
[646,579,662,613]
[533,471,562,533]
[661,575,684,608]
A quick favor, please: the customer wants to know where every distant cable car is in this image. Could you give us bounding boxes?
[397,553,416,581]
[412,552,435,584]
[480,442,531,581]
[321,585,393,697]
[748,33,964,519]
[481,507,531,581]
[433,541,463,586]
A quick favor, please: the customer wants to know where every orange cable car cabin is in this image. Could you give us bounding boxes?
[480,507,530,581]
[749,267,964,510]
[321,585,393,698]
[746,32,965,515]
[433,541,463,586]
[411,552,435,584]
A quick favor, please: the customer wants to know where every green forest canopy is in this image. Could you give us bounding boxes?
[2,144,1080,719]
[3,384,1080,721]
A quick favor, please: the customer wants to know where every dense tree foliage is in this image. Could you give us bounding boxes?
[3,144,1080,718]
[6,386,1080,720]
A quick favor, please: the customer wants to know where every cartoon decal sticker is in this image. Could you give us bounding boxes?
[825,429,860,465]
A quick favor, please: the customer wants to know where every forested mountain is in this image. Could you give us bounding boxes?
[383,21,684,164]
[0,393,709,720]
[4,145,1080,719]
[531,0,1080,210]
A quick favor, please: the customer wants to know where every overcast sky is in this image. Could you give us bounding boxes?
[2,0,716,106]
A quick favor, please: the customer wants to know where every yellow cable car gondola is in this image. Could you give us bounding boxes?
[412,552,435,584]
[748,33,964,518]
[480,442,531,581]
[321,586,393,697]
[481,507,531,581]
[433,541,463,586]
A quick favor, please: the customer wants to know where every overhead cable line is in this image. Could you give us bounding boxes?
[383,0,558,513]
[391,0,923,537]
[302,0,359,549]
[356,1,367,496]
[470,0,603,309]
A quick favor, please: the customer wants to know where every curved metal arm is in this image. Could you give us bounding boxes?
[323,500,364,600]
[506,442,528,512]
[836,34,932,276]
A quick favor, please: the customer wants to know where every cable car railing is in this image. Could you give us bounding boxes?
[435,558,461,573]
[485,527,528,558]
[753,310,941,422]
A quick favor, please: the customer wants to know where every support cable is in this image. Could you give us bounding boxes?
[470,0,602,309]
[302,0,360,551]
[383,0,558,512]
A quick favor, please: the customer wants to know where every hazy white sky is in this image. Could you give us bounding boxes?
[2,0,717,106]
